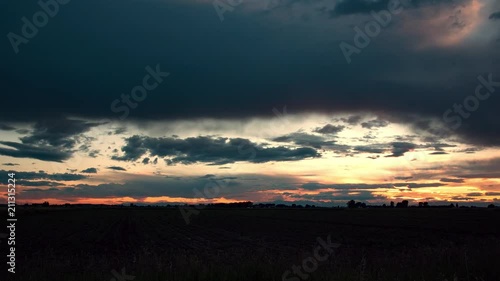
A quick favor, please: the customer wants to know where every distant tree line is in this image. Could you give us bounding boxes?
[347,200,498,209]
[17,201,498,209]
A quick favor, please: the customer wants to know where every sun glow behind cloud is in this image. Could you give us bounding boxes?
[400,0,486,48]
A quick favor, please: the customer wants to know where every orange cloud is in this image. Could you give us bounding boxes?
[400,0,484,48]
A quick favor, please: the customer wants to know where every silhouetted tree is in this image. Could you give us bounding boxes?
[347,200,367,208]
[418,202,424,208]
[395,200,409,208]
[390,201,395,208]
[347,200,356,208]
[423,202,429,208]
[488,204,496,209]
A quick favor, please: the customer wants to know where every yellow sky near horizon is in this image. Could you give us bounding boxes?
[1,113,499,206]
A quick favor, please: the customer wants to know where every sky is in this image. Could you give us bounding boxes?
[1,0,500,206]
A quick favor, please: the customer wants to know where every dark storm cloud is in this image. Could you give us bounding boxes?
[329,0,466,17]
[455,173,500,179]
[113,127,127,135]
[269,137,447,157]
[450,196,473,201]
[329,0,393,17]
[0,141,73,162]
[340,115,363,125]
[107,166,127,171]
[393,109,500,147]
[395,135,417,142]
[452,157,500,179]
[16,174,296,201]
[17,180,65,187]
[489,11,500,20]
[48,173,86,181]
[112,135,147,162]
[20,118,101,149]
[353,145,386,154]
[313,124,345,134]
[0,118,102,162]
[301,181,443,190]
[81,167,98,173]
[395,176,412,180]
[113,135,320,165]
[1,0,499,148]
[386,142,416,157]
[272,132,335,148]
[79,144,100,158]
[88,150,100,158]
[466,192,483,197]
[16,129,30,135]
[455,147,482,154]
[302,182,394,190]
[397,182,443,188]
[0,169,86,181]
[0,124,15,131]
[361,118,390,129]
[421,142,457,152]
[440,178,465,183]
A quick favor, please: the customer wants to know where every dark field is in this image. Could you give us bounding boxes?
[7,207,500,281]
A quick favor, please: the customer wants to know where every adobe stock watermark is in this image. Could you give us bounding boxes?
[443,73,499,130]
[273,105,290,128]
[340,0,404,64]
[7,0,71,54]
[282,234,341,281]
[213,0,243,22]
[110,268,135,281]
[110,64,170,120]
